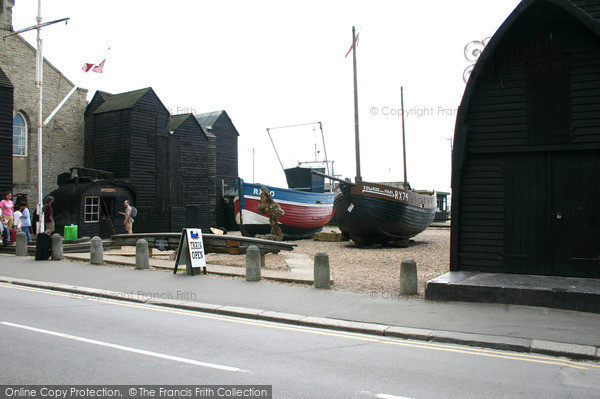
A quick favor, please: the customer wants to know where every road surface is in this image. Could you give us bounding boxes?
[1,282,599,398]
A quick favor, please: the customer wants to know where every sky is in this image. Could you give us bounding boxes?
[11,0,522,192]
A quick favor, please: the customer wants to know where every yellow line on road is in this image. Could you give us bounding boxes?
[1,282,598,371]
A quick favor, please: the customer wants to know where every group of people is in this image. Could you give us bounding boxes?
[0,192,55,245]
[0,192,31,245]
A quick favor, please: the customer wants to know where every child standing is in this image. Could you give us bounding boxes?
[18,202,31,241]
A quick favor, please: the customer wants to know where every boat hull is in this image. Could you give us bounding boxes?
[334,181,436,245]
[235,179,335,240]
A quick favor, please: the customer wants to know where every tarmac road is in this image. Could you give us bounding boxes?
[1,284,599,399]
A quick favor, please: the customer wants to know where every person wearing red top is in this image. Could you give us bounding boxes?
[0,192,14,229]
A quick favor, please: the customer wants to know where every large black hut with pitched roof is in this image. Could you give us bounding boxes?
[195,110,239,229]
[168,113,217,231]
[451,0,600,278]
[0,67,12,194]
[84,87,171,233]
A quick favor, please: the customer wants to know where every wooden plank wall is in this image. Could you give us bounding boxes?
[211,113,238,229]
[455,2,600,272]
[129,92,170,232]
[84,110,132,179]
[169,116,214,231]
[212,112,239,190]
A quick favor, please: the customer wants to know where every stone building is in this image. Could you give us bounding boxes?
[0,1,88,208]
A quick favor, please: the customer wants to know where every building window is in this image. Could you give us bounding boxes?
[13,112,27,156]
[84,196,100,223]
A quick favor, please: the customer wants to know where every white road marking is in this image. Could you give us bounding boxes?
[1,321,248,373]
[362,391,415,399]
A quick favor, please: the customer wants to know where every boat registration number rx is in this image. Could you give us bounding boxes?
[253,188,275,197]
[362,186,409,202]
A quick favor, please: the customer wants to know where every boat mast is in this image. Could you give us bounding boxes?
[352,26,362,182]
[401,86,408,186]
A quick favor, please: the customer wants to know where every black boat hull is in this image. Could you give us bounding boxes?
[334,181,436,245]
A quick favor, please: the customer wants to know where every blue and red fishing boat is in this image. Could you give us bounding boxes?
[234,167,335,239]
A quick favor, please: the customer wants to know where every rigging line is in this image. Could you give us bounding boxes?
[266,121,321,131]
[318,122,330,175]
[266,128,285,173]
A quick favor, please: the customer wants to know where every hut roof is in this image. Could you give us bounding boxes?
[195,110,224,130]
[571,0,600,21]
[96,90,114,101]
[195,110,239,136]
[93,87,151,114]
[454,0,600,171]
[168,113,193,131]
[169,113,216,139]
[50,179,136,203]
[465,0,600,93]
[0,67,13,89]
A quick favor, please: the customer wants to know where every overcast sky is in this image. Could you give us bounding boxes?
[12,0,522,192]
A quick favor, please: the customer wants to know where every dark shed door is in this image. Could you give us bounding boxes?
[552,151,600,277]
[505,151,600,277]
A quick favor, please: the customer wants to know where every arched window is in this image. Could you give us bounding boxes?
[13,112,27,156]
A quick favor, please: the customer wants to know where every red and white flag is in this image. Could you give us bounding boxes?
[82,63,95,72]
[345,32,359,58]
[82,47,110,73]
[92,59,105,73]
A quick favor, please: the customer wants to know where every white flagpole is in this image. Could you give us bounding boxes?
[3,2,70,233]
[36,0,44,234]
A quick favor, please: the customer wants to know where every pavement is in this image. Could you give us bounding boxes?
[63,251,315,284]
[0,253,599,361]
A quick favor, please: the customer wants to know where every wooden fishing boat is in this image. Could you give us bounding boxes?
[234,167,335,240]
[333,180,436,245]
[317,27,436,245]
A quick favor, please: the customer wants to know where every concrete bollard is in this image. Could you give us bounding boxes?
[246,245,261,281]
[135,239,150,270]
[90,236,104,265]
[399,258,418,295]
[15,231,27,256]
[51,233,64,260]
[314,251,331,289]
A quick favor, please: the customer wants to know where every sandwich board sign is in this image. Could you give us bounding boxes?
[173,228,206,275]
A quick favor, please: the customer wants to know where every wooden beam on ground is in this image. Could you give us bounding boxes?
[110,233,296,256]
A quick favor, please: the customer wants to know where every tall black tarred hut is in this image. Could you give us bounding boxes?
[195,110,239,229]
[84,88,170,233]
[168,114,217,231]
[0,67,12,194]
[452,0,600,278]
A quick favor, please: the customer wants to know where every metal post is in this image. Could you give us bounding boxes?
[352,26,361,183]
[3,3,69,234]
[318,122,330,176]
[401,86,408,186]
[36,0,44,234]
